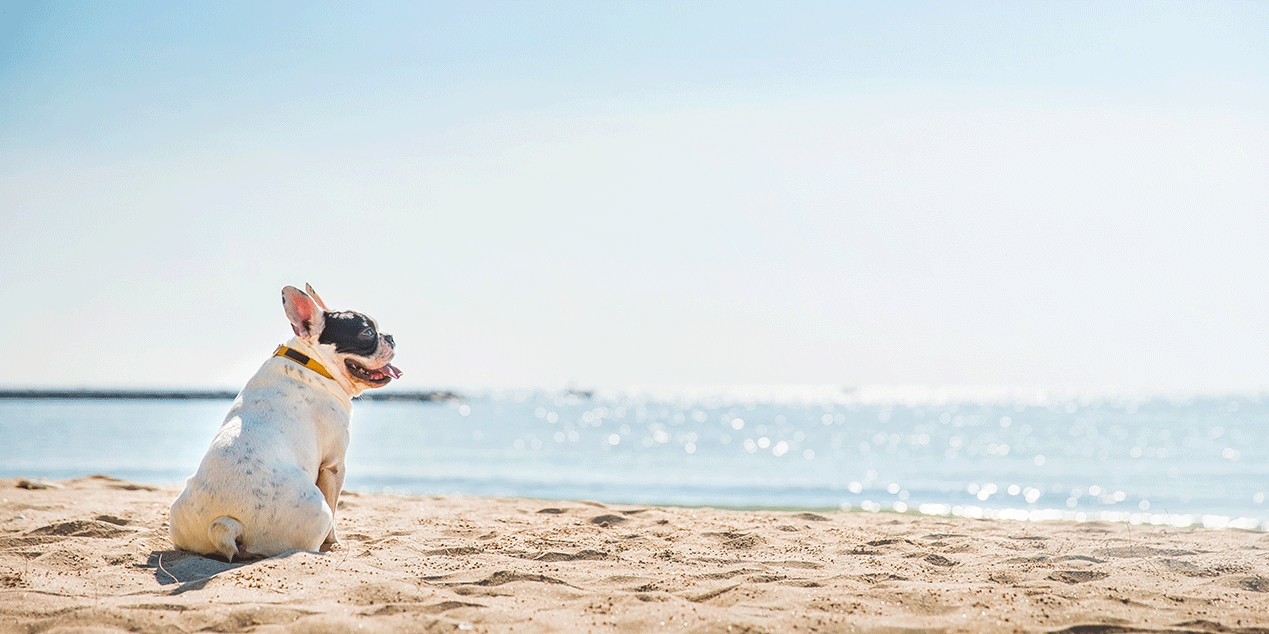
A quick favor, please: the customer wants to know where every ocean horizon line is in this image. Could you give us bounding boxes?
[0,388,462,402]
[2,384,1267,406]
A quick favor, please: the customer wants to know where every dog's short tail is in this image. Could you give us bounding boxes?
[207,516,243,562]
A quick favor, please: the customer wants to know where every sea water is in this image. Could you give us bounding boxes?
[2,388,1266,528]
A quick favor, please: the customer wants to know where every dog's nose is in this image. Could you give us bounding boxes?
[384,334,395,348]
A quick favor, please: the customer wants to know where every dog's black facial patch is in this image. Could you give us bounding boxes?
[318,311,379,356]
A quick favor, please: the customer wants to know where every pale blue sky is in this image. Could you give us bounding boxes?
[2,2,1267,391]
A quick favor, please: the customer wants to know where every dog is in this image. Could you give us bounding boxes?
[169,284,400,561]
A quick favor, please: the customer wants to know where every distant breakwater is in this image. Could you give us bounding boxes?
[0,389,462,402]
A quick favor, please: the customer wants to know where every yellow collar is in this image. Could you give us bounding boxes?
[274,345,336,381]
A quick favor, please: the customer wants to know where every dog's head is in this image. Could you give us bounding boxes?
[281,284,401,392]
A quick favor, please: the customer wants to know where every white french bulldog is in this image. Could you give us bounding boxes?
[169,284,400,561]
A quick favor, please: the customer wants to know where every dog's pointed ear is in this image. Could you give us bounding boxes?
[282,285,325,338]
[304,283,328,311]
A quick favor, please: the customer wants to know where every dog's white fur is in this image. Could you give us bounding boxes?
[169,286,395,561]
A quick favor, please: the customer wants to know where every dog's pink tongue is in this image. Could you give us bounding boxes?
[382,363,402,379]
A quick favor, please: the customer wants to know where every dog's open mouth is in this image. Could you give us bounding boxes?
[345,359,402,386]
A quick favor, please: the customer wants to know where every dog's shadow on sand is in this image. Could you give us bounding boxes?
[147,549,298,595]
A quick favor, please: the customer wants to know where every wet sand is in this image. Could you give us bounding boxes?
[2,476,1268,633]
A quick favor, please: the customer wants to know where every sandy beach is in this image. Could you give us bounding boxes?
[2,476,1268,633]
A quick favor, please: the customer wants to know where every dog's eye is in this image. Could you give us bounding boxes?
[359,328,376,339]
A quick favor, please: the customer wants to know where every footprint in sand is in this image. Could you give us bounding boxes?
[1048,570,1109,584]
[28,519,131,538]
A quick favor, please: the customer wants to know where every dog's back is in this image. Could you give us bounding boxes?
[169,358,349,560]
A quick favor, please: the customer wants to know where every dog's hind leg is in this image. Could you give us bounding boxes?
[207,516,244,562]
[316,462,345,547]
